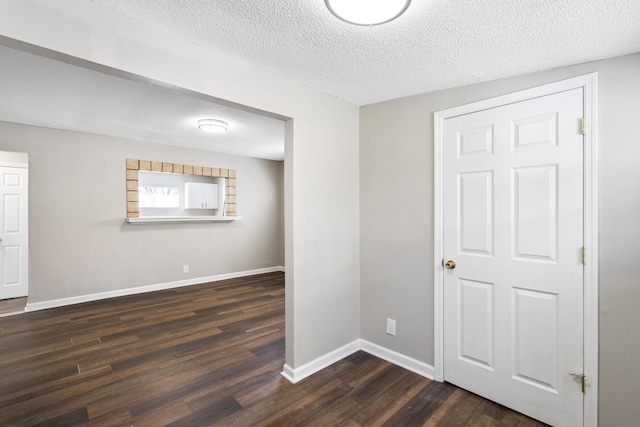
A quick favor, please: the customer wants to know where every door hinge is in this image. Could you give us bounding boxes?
[580,117,586,135]
[570,372,587,394]
[581,247,586,265]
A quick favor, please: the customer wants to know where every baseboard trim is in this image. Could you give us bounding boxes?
[360,339,434,380]
[25,266,285,312]
[0,309,27,318]
[281,340,361,384]
[281,339,434,384]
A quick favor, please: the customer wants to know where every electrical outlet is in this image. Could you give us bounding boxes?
[386,318,396,336]
[183,264,189,273]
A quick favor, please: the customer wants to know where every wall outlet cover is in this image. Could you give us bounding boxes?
[386,318,396,336]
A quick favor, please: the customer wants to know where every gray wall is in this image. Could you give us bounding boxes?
[0,150,28,164]
[0,121,284,304]
[360,52,640,426]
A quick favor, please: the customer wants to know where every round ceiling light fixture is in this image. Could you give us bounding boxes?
[198,119,228,133]
[325,0,411,26]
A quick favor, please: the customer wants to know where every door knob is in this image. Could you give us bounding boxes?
[444,260,456,270]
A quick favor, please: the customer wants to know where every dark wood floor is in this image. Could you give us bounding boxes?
[0,297,26,317]
[0,272,547,426]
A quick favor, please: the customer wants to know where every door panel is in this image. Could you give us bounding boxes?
[443,88,584,426]
[459,171,493,255]
[3,245,21,285]
[0,166,28,299]
[459,126,494,157]
[512,113,558,150]
[4,193,22,233]
[512,287,558,391]
[512,165,558,261]
[458,278,494,369]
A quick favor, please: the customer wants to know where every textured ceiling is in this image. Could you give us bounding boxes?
[0,45,286,160]
[2,1,639,161]
[89,0,640,106]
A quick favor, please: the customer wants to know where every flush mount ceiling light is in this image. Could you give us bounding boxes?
[325,0,411,26]
[198,119,228,133]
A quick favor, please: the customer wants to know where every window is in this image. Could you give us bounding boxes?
[138,186,180,208]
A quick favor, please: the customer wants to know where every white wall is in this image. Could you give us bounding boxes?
[0,121,284,303]
[0,0,361,370]
[360,52,640,426]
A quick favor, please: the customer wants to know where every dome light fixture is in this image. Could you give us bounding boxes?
[198,119,228,133]
[325,0,411,26]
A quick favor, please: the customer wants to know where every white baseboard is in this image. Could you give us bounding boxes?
[0,309,27,318]
[25,266,285,312]
[360,339,434,380]
[281,338,434,384]
[281,340,361,384]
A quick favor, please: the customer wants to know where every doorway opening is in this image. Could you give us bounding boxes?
[0,150,29,316]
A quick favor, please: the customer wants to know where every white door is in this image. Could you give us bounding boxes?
[443,88,584,426]
[0,166,28,299]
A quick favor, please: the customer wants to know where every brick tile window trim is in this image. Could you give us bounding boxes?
[125,159,237,218]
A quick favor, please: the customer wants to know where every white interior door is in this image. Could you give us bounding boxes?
[0,166,28,299]
[442,88,584,426]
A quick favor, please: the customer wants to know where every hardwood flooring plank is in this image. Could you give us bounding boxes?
[381,380,457,427]
[352,369,431,426]
[31,407,89,427]
[0,362,79,396]
[254,378,354,426]
[0,297,26,317]
[295,396,362,427]
[126,353,259,419]
[123,402,188,427]
[250,336,285,357]
[0,365,113,412]
[433,387,486,426]
[476,397,510,423]
[109,328,242,372]
[423,388,467,427]
[350,364,412,405]
[168,395,242,427]
[83,409,133,427]
[337,353,392,389]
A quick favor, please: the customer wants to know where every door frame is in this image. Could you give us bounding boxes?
[433,73,598,426]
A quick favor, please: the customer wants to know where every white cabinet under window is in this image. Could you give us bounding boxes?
[185,182,219,209]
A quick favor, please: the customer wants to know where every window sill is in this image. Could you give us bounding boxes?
[126,216,241,224]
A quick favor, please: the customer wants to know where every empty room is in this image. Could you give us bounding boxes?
[0,1,639,426]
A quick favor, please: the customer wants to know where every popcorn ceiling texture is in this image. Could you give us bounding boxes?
[90,0,640,106]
